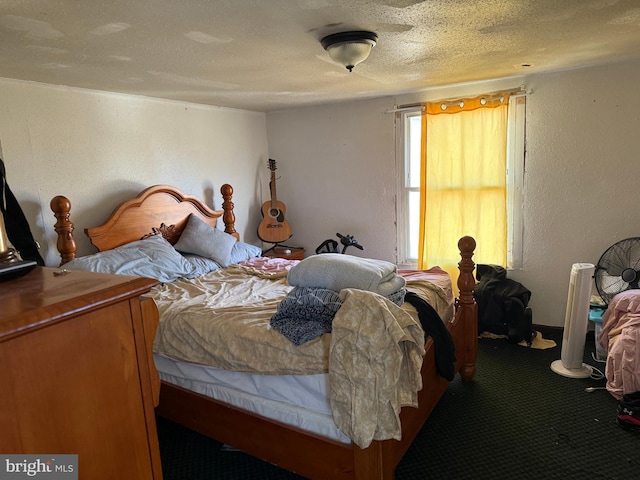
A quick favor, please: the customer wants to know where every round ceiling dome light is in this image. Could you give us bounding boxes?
[320,31,378,72]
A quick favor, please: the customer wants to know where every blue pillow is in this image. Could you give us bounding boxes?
[64,234,197,283]
[182,253,221,276]
[173,214,237,267]
[228,241,263,264]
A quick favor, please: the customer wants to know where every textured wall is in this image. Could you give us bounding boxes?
[0,79,268,266]
[510,60,640,327]
[266,97,396,261]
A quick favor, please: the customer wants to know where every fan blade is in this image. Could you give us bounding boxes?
[595,271,629,303]
[599,274,629,293]
[599,243,628,276]
[627,243,640,269]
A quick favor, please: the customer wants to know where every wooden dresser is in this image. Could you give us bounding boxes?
[0,267,163,479]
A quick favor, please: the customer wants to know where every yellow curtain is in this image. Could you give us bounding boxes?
[417,93,510,293]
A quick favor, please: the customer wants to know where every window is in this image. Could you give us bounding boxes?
[397,93,526,270]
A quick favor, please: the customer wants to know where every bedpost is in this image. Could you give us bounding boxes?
[353,441,390,480]
[220,184,238,240]
[457,235,477,381]
[50,195,77,265]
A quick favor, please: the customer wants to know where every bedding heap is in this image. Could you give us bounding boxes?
[598,289,640,400]
[269,254,406,345]
[267,253,435,448]
[150,258,453,377]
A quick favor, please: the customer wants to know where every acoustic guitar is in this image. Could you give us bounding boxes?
[257,159,292,243]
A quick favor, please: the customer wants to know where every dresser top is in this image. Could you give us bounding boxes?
[0,267,159,341]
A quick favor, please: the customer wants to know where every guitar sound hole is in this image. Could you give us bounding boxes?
[269,209,284,222]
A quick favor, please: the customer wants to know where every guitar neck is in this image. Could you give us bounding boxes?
[270,171,278,207]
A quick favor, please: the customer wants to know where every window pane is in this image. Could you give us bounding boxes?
[408,190,420,260]
[407,115,421,188]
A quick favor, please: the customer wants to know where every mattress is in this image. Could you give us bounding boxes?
[154,353,351,443]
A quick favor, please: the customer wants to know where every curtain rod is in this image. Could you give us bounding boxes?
[385,103,425,113]
[385,86,530,114]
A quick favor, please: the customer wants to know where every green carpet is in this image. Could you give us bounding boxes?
[157,331,639,479]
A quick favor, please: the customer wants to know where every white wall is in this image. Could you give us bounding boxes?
[266,96,396,259]
[267,59,640,327]
[0,79,268,266]
[513,60,640,327]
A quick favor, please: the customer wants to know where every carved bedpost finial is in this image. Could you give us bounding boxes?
[457,235,478,382]
[457,235,476,305]
[50,195,77,265]
[220,184,238,240]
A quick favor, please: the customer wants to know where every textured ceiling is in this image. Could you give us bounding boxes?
[2,0,640,112]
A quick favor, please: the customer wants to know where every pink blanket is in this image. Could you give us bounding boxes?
[398,267,452,299]
[599,290,640,399]
[238,256,300,276]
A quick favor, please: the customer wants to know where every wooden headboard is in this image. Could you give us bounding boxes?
[50,184,238,265]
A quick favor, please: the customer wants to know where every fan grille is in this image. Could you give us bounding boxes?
[594,237,640,304]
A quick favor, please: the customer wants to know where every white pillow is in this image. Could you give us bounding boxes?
[173,214,237,267]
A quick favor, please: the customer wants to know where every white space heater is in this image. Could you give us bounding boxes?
[551,262,596,378]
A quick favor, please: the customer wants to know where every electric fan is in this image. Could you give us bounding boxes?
[594,237,640,305]
[551,263,595,378]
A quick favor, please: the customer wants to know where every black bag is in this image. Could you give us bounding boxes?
[0,158,45,266]
[473,264,533,344]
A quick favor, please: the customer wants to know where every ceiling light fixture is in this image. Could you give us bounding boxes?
[320,31,378,72]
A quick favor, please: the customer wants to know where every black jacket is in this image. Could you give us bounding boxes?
[404,291,456,381]
[0,158,44,265]
[473,264,531,343]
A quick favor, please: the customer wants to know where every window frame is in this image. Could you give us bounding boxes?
[395,108,422,267]
[395,95,526,269]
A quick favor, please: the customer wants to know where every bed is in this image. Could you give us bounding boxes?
[50,183,478,480]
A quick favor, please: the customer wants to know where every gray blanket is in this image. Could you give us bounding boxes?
[287,253,406,296]
[270,285,407,345]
